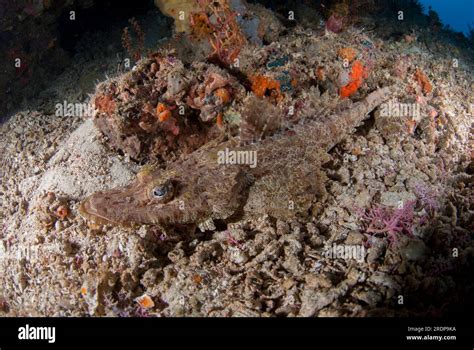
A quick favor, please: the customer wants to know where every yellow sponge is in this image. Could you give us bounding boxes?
[154,0,209,32]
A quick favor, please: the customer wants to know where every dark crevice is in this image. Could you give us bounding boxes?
[58,0,152,54]
[354,111,376,136]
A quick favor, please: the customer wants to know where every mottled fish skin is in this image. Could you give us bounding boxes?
[79,86,394,228]
[79,138,252,227]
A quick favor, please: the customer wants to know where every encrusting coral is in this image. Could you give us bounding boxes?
[92,53,221,162]
[186,67,245,122]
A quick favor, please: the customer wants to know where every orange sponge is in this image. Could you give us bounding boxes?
[251,75,281,101]
[340,60,366,98]
[156,103,171,122]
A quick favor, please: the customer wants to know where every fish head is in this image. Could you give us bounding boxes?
[79,159,251,227]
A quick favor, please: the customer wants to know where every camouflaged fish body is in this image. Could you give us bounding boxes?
[79,86,394,229]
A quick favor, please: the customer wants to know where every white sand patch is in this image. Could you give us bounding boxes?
[23,119,137,206]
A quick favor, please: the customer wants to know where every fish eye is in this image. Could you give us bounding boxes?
[151,180,174,201]
[152,186,167,198]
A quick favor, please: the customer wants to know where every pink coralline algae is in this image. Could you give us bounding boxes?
[357,201,416,245]
[413,182,440,215]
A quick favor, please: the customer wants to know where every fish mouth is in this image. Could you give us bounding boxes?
[79,194,122,226]
[78,183,151,226]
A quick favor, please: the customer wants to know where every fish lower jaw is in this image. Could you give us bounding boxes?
[78,200,120,227]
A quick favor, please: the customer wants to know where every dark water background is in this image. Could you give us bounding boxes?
[419,0,474,35]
